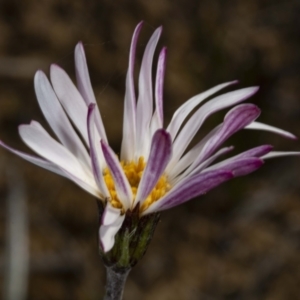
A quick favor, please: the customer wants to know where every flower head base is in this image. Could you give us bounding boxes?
[0,21,299,255]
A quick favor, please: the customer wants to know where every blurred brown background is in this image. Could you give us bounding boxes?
[0,0,299,299]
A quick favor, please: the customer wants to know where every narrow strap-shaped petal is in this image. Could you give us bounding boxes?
[180,104,261,179]
[135,129,172,206]
[34,70,90,167]
[231,145,273,159]
[135,26,162,159]
[101,201,122,226]
[121,22,143,161]
[167,125,221,178]
[87,104,110,197]
[0,140,101,198]
[171,146,234,185]
[143,170,233,214]
[56,166,102,198]
[99,209,125,252]
[50,64,89,144]
[203,145,273,174]
[262,151,300,159]
[0,140,66,177]
[19,121,93,182]
[167,80,238,140]
[101,141,133,210]
[197,104,261,161]
[75,42,108,142]
[245,121,297,139]
[151,47,167,134]
[206,157,264,177]
[169,87,259,170]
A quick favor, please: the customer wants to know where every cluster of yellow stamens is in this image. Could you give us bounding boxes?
[103,157,171,212]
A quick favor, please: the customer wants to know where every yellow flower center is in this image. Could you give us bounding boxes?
[103,157,171,212]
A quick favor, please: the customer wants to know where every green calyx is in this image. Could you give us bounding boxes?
[98,202,160,273]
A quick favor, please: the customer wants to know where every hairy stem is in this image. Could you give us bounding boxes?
[104,266,131,300]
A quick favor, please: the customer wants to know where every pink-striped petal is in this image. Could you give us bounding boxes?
[245,121,297,139]
[101,141,133,209]
[135,26,162,158]
[207,157,264,177]
[34,70,90,167]
[121,22,143,161]
[75,42,108,142]
[203,145,273,176]
[50,64,89,144]
[135,129,172,205]
[144,170,233,214]
[168,87,259,170]
[87,104,110,197]
[167,125,221,178]
[166,80,238,141]
[171,146,234,185]
[229,145,273,160]
[198,104,261,161]
[181,104,261,179]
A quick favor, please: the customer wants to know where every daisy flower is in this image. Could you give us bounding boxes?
[0,22,298,253]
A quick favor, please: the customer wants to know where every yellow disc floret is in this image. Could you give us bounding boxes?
[103,157,171,212]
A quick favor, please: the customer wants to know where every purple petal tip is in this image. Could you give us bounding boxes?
[88,102,96,110]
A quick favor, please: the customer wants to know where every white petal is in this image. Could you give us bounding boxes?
[87,104,110,197]
[50,64,89,145]
[0,140,101,198]
[166,80,238,140]
[34,70,91,167]
[75,42,108,142]
[245,121,297,139]
[151,47,167,134]
[262,151,300,159]
[101,201,122,226]
[57,166,101,198]
[18,121,93,183]
[135,26,162,159]
[0,140,65,177]
[99,213,125,252]
[121,22,143,161]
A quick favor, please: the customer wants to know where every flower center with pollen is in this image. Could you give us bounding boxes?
[103,157,171,212]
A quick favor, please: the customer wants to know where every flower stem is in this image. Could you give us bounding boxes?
[104,266,130,300]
